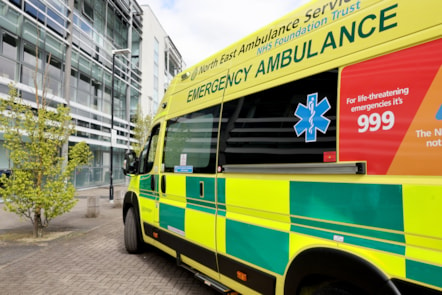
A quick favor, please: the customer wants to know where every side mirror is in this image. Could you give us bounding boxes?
[122,150,138,175]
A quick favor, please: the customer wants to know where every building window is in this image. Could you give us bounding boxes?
[2,32,18,59]
[1,33,18,80]
[82,0,94,22]
[47,7,66,37]
[45,34,64,59]
[77,72,91,106]
[46,55,63,96]
[21,64,41,89]
[0,56,16,80]
[23,42,42,67]
[24,0,45,23]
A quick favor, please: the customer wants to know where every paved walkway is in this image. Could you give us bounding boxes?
[0,186,217,295]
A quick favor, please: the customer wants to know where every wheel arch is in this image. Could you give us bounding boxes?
[283,247,400,295]
[123,190,139,223]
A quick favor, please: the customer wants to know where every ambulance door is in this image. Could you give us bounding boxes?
[157,105,221,273]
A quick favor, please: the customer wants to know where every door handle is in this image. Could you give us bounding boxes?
[199,181,204,198]
[161,175,166,194]
[150,175,156,191]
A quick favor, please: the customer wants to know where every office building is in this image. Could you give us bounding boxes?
[0,0,184,188]
[140,4,184,117]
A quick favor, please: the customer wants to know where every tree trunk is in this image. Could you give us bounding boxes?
[33,208,43,238]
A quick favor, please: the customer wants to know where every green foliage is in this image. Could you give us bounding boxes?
[131,106,152,157]
[0,84,92,237]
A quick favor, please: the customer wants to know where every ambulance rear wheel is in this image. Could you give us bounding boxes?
[298,280,363,295]
[311,281,363,295]
[124,207,145,254]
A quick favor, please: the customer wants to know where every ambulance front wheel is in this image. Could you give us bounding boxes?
[124,207,146,254]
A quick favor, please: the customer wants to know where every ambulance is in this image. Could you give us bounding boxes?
[122,0,442,294]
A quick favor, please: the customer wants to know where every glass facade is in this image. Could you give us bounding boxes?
[0,0,143,188]
[153,37,159,111]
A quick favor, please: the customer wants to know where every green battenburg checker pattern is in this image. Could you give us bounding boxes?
[186,177,216,214]
[217,178,227,214]
[139,174,158,200]
[159,203,185,233]
[289,181,405,254]
[226,219,289,275]
[407,259,442,288]
[290,181,404,230]
[155,176,441,289]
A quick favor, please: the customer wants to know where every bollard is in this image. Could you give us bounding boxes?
[113,189,123,208]
[86,195,100,218]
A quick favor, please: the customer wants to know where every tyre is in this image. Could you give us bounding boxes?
[312,281,364,295]
[124,207,145,253]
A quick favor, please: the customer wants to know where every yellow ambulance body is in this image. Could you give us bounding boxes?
[122,0,442,294]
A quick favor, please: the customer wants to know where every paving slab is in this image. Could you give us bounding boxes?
[0,186,217,295]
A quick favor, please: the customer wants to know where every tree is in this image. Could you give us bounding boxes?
[131,105,152,157]
[0,84,92,238]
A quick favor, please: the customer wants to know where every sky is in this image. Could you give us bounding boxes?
[137,0,310,68]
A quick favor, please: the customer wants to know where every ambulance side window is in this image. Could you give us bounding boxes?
[163,106,220,174]
[139,125,160,174]
[218,70,338,166]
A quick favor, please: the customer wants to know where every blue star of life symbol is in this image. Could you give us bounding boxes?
[294,93,331,142]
